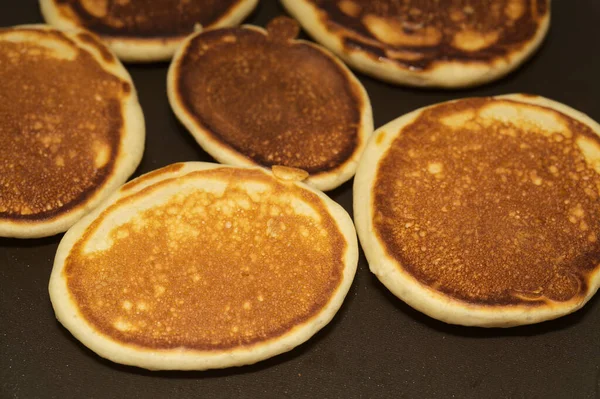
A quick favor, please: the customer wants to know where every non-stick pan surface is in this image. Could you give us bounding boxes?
[1,1,600,398]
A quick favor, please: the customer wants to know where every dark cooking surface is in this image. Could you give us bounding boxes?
[1,1,599,398]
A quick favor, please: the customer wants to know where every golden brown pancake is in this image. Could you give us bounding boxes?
[168,17,373,191]
[40,0,259,62]
[0,25,144,238]
[354,94,600,327]
[50,162,358,369]
[282,0,550,87]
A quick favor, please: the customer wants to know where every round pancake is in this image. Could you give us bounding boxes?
[49,162,358,370]
[168,17,373,192]
[39,0,259,62]
[0,25,144,239]
[281,0,550,88]
[354,94,600,327]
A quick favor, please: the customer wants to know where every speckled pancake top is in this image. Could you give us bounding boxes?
[309,0,549,70]
[174,18,363,174]
[373,97,600,306]
[0,28,129,221]
[52,0,246,38]
[64,167,347,350]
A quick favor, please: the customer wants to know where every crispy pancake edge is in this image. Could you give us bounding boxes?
[282,0,551,88]
[353,94,600,327]
[0,25,144,238]
[49,162,358,370]
[167,21,373,191]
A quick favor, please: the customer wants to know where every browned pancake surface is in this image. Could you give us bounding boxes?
[309,0,548,70]
[0,28,128,221]
[53,0,245,38]
[176,18,362,174]
[64,168,347,350]
[373,98,600,306]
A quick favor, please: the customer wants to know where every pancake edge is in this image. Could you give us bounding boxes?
[353,94,600,327]
[39,0,259,62]
[281,0,551,88]
[0,25,145,239]
[49,162,359,370]
[167,24,373,191]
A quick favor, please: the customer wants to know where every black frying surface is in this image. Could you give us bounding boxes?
[1,1,600,398]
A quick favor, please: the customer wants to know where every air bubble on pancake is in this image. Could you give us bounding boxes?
[363,15,442,47]
[289,197,321,220]
[575,136,600,173]
[441,110,475,128]
[338,0,361,17]
[427,162,443,175]
[81,0,108,18]
[93,141,111,169]
[154,285,166,297]
[122,300,133,311]
[452,30,500,52]
[506,0,525,20]
[478,103,571,138]
[113,319,132,332]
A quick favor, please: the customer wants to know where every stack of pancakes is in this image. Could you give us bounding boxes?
[2,0,600,372]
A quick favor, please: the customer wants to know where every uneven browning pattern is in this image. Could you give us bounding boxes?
[54,0,243,38]
[64,168,347,350]
[0,28,127,220]
[176,20,362,174]
[311,0,548,69]
[373,98,600,305]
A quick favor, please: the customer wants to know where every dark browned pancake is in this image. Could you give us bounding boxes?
[168,17,372,191]
[50,163,358,369]
[40,0,259,61]
[49,0,250,39]
[0,26,144,238]
[354,95,600,326]
[282,0,550,87]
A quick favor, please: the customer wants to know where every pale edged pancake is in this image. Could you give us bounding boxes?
[354,94,600,327]
[167,17,373,192]
[49,162,358,370]
[0,25,144,239]
[40,0,259,62]
[282,0,550,88]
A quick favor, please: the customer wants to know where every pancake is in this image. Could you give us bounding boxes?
[49,162,358,370]
[0,25,144,239]
[167,17,373,192]
[354,94,600,327]
[39,0,259,62]
[281,0,551,88]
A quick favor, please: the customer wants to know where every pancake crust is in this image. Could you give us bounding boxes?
[168,17,373,191]
[50,163,358,369]
[282,0,550,87]
[354,95,600,326]
[0,26,144,238]
[40,0,259,62]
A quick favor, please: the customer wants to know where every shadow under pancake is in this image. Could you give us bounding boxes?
[0,235,62,249]
[370,272,600,338]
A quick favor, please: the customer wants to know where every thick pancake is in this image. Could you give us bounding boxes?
[0,25,144,239]
[282,0,550,88]
[49,162,358,370]
[40,0,259,62]
[168,17,373,192]
[354,94,600,327]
